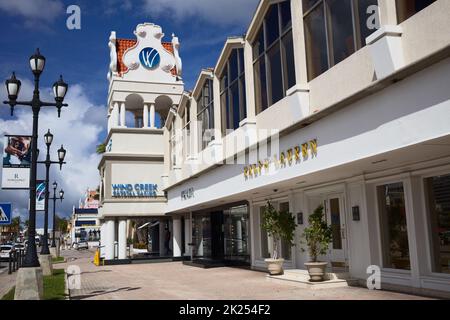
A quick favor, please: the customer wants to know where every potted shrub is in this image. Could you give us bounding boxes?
[261,201,296,275]
[301,205,333,282]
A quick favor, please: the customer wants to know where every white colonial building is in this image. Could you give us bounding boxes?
[98,0,450,296]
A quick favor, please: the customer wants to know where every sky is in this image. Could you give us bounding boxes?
[0,0,260,227]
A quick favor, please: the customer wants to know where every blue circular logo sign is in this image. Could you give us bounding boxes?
[139,47,160,70]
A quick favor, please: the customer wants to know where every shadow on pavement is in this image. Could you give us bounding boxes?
[70,286,142,300]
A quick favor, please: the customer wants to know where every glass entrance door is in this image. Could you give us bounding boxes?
[325,195,347,266]
[223,205,250,263]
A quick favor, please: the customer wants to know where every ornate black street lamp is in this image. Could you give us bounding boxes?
[3,49,68,267]
[37,130,66,255]
[50,182,64,248]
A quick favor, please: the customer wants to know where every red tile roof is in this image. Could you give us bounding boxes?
[116,39,176,76]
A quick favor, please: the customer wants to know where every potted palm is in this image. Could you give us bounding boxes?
[261,201,296,275]
[301,205,333,282]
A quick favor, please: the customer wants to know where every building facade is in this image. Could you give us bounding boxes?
[69,189,101,247]
[99,0,450,295]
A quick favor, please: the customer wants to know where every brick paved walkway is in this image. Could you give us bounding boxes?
[54,249,432,300]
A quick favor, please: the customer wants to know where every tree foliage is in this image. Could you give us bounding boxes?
[96,143,106,154]
[301,205,333,262]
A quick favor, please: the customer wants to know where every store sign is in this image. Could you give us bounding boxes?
[0,203,12,225]
[112,183,158,198]
[244,139,318,179]
[139,47,160,70]
[181,187,194,201]
[2,135,32,189]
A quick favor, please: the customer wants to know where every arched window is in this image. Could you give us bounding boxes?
[197,79,215,151]
[220,48,247,135]
[253,0,296,114]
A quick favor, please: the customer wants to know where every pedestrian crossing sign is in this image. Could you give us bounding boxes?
[0,203,12,225]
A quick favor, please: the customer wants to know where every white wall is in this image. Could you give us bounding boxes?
[167,58,450,213]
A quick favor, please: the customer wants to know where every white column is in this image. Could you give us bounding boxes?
[118,219,127,260]
[120,102,126,127]
[150,103,155,128]
[173,217,182,258]
[112,102,119,128]
[143,104,149,128]
[107,115,111,133]
[105,220,115,260]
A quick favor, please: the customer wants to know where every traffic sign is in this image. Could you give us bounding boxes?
[0,203,12,225]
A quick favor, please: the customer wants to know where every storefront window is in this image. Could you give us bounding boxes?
[425,174,450,274]
[192,214,212,258]
[396,0,436,24]
[377,182,411,270]
[260,206,270,259]
[303,0,379,81]
[280,202,292,260]
[224,205,250,262]
[253,0,296,114]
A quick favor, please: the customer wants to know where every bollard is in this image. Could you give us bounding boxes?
[8,251,12,274]
[12,250,16,272]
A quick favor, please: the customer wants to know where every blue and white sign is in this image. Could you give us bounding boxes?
[112,183,158,198]
[0,203,12,225]
[139,47,160,70]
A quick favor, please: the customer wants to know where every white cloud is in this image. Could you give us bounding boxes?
[0,77,105,221]
[142,0,260,27]
[0,0,64,21]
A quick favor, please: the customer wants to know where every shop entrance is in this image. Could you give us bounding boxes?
[192,204,250,265]
[324,194,348,268]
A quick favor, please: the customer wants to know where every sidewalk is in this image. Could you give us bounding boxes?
[0,265,16,298]
[57,249,432,300]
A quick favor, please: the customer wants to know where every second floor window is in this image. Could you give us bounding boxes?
[197,79,215,151]
[303,0,380,81]
[220,48,247,135]
[253,0,296,115]
[396,0,436,23]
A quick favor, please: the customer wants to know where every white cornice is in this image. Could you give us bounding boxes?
[214,37,245,77]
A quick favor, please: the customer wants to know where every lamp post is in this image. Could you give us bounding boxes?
[50,182,64,248]
[37,130,66,255]
[3,49,68,267]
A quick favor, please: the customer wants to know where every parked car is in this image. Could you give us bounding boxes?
[0,245,14,261]
[73,241,89,250]
[13,243,26,251]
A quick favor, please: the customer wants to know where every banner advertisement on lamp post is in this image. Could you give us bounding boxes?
[36,180,46,211]
[2,135,32,189]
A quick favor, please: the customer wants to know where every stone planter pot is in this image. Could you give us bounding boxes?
[265,258,285,275]
[304,262,328,282]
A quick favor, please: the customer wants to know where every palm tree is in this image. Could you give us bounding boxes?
[96,143,106,154]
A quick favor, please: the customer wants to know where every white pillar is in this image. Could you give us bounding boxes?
[120,102,126,127]
[118,219,127,260]
[150,103,156,128]
[112,102,119,128]
[105,220,115,260]
[173,217,182,258]
[143,104,149,128]
[107,115,111,133]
